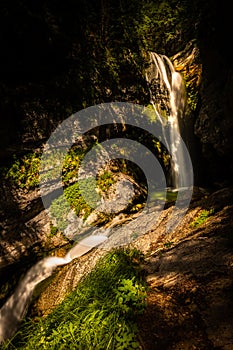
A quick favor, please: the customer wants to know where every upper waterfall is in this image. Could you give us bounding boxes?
[145,52,187,189]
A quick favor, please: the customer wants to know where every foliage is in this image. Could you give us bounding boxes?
[50,169,117,230]
[5,153,41,190]
[164,241,174,248]
[137,0,198,54]
[97,171,116,195]
[4,248,147,350]
[185,83,199,112]
[190,208,214,228]
[49,224,59,236]
[61,148,82,185]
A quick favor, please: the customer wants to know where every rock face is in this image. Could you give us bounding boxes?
[137,186,233,349]
[194,51,233,186]
[170,2,233,188]
[175,50,233,187]
[194,3,233,187]
[0,183,68,270]
[22,186,233,350]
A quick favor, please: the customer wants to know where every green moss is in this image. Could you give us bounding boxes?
[190,208,214,228]
[50,171,117,231]
[50,225,59,236]
[97,171,116,195]
[5,152,41,189]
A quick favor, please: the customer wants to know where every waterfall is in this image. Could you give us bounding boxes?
[145,52,187,189]
[0,235,107,343]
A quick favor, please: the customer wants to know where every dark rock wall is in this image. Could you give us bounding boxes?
[194,2,233,187]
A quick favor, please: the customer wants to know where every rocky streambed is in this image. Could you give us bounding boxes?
[1,184,233,349]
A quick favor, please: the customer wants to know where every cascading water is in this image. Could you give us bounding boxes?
[0,235,107,343]
[145,52,187,189]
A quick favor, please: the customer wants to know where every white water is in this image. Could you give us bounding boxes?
[145,52,187,188]
[0,235,107,343]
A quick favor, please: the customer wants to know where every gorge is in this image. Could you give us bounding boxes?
[0,1,233,349]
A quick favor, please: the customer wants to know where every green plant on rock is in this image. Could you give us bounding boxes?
[61,144,96,186]
[97,171,116,195]
[6,152,41,190]
[50,168,119,230]
[186,82,199,112]
[164,241,174,248]
[115,277,147,316]
[49,224,59,236]
[115,323,140,350]
[190,208,214,228]
[49,181,95,231]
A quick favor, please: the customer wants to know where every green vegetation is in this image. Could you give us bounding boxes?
[4,146,177,232]
[190,208,214,228]
[4,142,99,191]
[50,180,97,231]
[50,170,118,231]
[164,241,174,248]
[3,248,147,350]
[5,152,42,190]
[49,224,59,236]
[0,1,224,348]
[62,147,84,186]
[138,0,193,53]
[183,72,200,113]
[97,171,117,195]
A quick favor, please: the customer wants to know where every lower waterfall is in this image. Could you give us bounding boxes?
[0,235,107,343]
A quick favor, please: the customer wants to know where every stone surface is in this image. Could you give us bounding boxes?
[136,187,233,349]
[24,186,233,350]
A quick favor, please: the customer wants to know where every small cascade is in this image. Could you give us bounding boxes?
[0,235,107,343]
[145,52,187,188]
